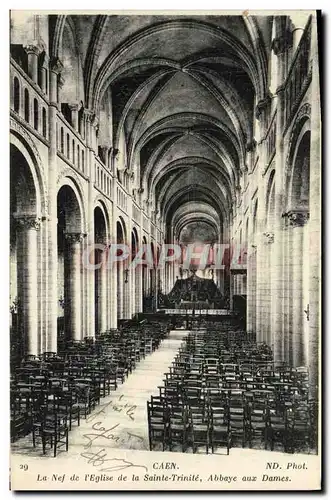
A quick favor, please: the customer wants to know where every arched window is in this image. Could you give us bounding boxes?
[82,150,84,172]
[72,139,75,164]
[33,99,38,130]
[77,145,80,169]
[24,89,29,122]
[60,128,64,153]
[13,77,20,113]
[66,134,70,158]
[42,108,47,137]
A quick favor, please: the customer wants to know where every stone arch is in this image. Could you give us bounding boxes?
[286,116,311,212]
[117,215,128,244]
[10,122,47,216]
[92,18,264,111]
[57,175,86,233]
[285,103,311,176]
[94,198,111,243]
[10,139,44,357]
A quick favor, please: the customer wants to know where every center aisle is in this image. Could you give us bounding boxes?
[12,330,189,457]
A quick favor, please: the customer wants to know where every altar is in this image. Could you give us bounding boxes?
[159,270,227,310]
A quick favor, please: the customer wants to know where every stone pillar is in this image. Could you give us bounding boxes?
[125,213,133,319]
[69,104,79,131]
[99,249,108,333]
[283,218,293,364]
[287,212,307,366]
[255,98,270,343]
[47,58,63,353]
[24,44,42,84]
[308,15,321,400]
[136,210,144,314]
[57,75,65,108]
[272,33,288,362]
[85,110,96,338]
[15,215,41,355]
[117,260,124,320]
[40,54,49,95]
[64,233,84,341]
[109,180,118,328]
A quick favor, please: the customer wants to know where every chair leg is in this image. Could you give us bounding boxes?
[42,434,46,455]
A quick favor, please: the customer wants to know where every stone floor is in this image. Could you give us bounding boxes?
[11,329,190,458]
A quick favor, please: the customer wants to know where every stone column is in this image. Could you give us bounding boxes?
[85,110,96,338]
[57,75,65,108]
[64,233,84,341]
[24,43,42,84]
[40,54,49,95]
[117,260,124,320]
[308,15,321,400]
[287,212,308,366]
[246,237,254,334]
[69,104,79,131]
[293,222,304,365]
[109,179,118,328]
[282,217,293,364]
[47,58,63,353]
[271,32,289,362]
[125,212,133,319]
[99,247,108,333]
[255,97,270,343]
[15,215,41,355]
[136,209,144,314]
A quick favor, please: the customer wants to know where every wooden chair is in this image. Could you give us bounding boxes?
[266,409,289,452]
[246,404,268,449]
[32,408,69,457]
[189,404,210,454]
[168,404,191,452]
[147,397,169,451]
[210,404,231,455]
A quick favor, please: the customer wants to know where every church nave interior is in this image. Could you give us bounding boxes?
[10,11,321,460]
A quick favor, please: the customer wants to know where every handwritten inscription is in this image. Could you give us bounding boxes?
[86,395,137,423]
[81,448,147,473]
[80,393,147,474]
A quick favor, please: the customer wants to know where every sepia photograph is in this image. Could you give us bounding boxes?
[9,9,322,491]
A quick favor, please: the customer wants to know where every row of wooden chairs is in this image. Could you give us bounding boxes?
[148,394,317,455]
[11,321,170,455]
[148,325,317,454]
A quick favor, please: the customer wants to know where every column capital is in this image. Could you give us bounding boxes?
[64,232,87,244]
[84,109,97,124]
[14,214,41,230]
[255,94,272,119]
[23,42,43,57]
[283,209,309,227]
[263,231,274,244]
[50,57,64,75]
[68,103,80,112]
